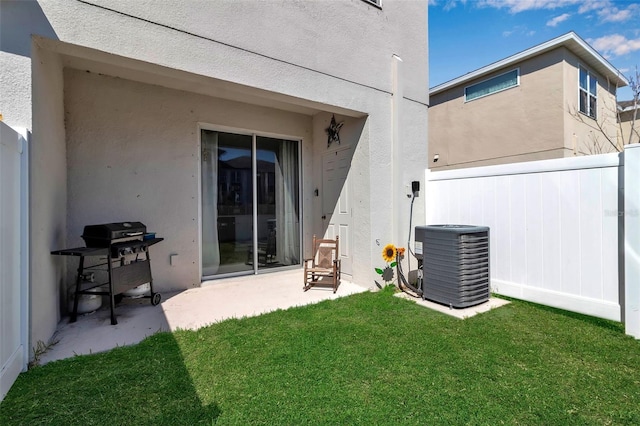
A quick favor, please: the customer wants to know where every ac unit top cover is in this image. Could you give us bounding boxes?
[419,225,489,234]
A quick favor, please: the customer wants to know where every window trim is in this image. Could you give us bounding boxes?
[578,64,598,120]
[464,68,520,103]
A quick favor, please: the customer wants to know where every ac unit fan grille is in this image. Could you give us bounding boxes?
[416,225,490,308]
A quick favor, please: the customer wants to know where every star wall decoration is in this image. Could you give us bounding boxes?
[326,114,344,148]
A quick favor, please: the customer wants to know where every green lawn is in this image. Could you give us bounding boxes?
[2,287,640,425]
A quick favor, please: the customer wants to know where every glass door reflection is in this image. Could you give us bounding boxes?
[255,137,300,270]
[201,130,300,278]
[201,130,253,276]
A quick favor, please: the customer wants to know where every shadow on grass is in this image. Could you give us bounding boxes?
[0,332,220,425]
[3,290,640,425]
[495,294,624,334]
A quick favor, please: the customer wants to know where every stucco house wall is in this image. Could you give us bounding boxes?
[0,0,428,356]
[562,50,619,155]
[29,43,67,347]
[64,68,316,291]
[429,33,627,171]
[619,107,640,145]
[429,49,566,169]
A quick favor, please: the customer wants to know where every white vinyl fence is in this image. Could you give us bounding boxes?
[0,122,29,402]
[425,146,640,338]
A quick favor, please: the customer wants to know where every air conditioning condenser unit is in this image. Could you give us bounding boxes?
[415,225,490,308]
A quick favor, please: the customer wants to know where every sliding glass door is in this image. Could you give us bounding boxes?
[201,129,300,278]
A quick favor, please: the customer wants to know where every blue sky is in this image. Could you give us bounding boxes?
[429,0,640,100]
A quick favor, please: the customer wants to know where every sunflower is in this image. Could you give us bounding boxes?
[397,247,406,257]
[382,244,397,262]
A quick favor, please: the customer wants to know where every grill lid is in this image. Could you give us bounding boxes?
[82,222,147,246]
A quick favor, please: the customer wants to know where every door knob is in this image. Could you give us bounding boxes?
[322,215,326,220]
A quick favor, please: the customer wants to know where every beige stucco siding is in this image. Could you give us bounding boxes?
[30,45,66,345]
[562,50,619,154]
[620,109,640,145]
[64,68,314,292]
[37,0,428,108]
[429,48,566,169]
[1,0,428,361]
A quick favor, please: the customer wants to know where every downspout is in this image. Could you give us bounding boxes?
[392,54,403,246]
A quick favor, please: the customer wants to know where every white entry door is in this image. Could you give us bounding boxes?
[322,147,352,276]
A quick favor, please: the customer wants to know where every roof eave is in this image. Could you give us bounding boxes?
[430,32,629,96]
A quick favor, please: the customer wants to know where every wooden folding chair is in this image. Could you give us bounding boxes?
[303,235,340,293]
[246,229,277,266]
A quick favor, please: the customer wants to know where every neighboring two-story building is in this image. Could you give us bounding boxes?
[619,100,640,145]
[0,0,428,358]
[429,32,629,170]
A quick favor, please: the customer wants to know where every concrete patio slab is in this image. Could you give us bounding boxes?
[39,269,367,365]
[394,291,510,319]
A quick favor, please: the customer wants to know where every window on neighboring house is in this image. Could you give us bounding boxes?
[464,69,519,102]
[579,66,597,119]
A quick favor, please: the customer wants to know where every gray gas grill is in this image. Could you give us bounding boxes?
[51,221,163,325]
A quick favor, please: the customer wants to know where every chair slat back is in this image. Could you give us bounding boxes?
[313,235,339,269]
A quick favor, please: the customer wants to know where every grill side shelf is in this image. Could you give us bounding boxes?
[51,247,109,257]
